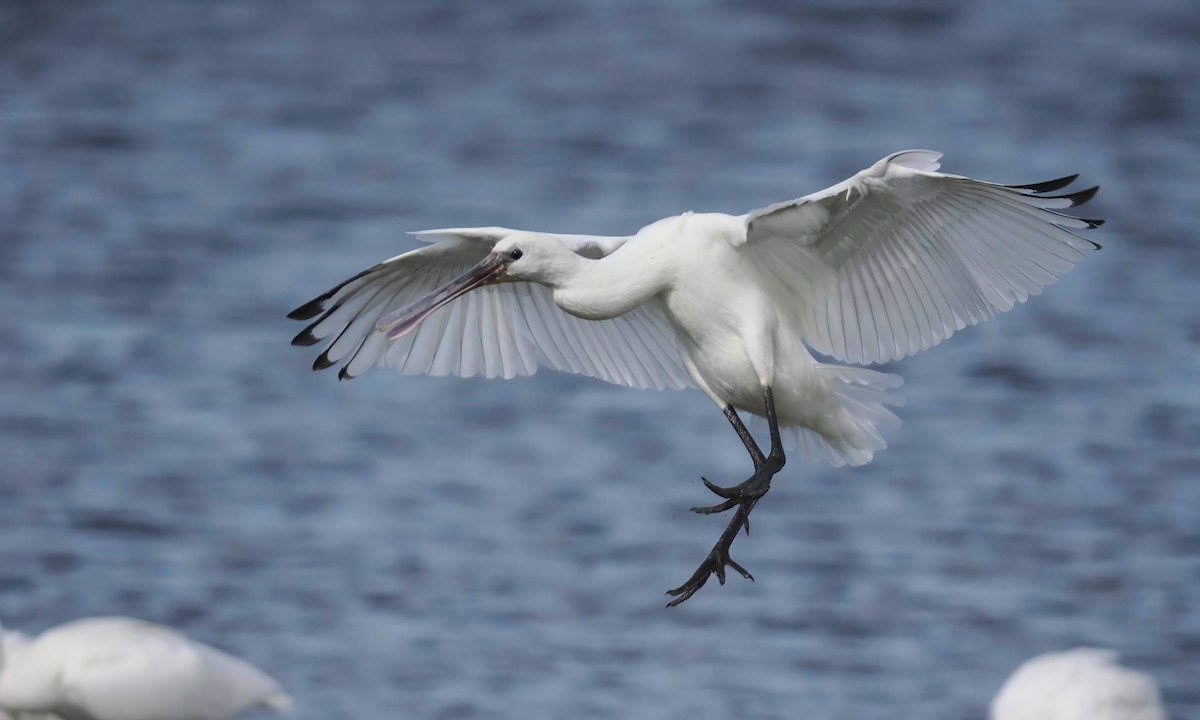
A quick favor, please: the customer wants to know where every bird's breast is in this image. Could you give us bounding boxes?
[665,285,773,414]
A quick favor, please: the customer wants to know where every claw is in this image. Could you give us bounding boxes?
[690,498,738,514]
[691,472,771,516]
[700,474,772,503]
[665,584,701,607]
[727,556,754,581]
[701,476,734,498]
[664,544,755,607]
[665,566,712,607]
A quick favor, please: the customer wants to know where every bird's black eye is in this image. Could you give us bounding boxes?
[509,249,523,261]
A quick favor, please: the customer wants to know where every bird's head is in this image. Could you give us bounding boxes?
[490,233,581,283]
[377,232,577,341]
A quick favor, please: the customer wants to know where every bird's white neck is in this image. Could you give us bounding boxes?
[545,246,669,321]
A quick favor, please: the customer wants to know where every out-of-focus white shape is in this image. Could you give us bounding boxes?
[0,617,291,720]
[991,648,1167,720]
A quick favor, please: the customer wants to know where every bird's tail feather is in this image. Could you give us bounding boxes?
[791,365,904,467]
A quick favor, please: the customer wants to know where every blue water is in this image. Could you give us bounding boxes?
[1,1,1197,717]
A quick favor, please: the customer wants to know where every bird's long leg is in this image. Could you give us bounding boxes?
[666,386,786,607]
[688,405,765,516]
[725,404,767,470]
[691,389,784,515]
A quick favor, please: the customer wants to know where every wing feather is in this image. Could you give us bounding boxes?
[292,229,691,389]
[741,150,1102,364]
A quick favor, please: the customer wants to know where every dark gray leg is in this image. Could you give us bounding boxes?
[723,404,766,471]
[691,389,785,516]
[665,387,787,607]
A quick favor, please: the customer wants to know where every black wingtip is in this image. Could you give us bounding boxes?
[1046,185,1099,207]
[1081,217,1105,229]
[288,298,326,321]
[337,366,354,381]
[291,328,321,347]
[288,263,385,321]
[312,350,337,371]
[1007,174,1079,194]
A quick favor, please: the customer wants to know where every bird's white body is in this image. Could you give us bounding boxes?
[541,210,901,465]
[291,149,1102,600]
[293,150,1098,467]
[991,648,1167,720]
[0,618,291,720]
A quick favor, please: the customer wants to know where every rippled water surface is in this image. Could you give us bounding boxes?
[1,1,1197,717]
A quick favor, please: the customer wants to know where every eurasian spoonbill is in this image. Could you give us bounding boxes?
[289,150,1102,604]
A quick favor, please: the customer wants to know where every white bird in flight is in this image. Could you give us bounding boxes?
[0,617,292,720]
[991,648,1167,720]
[290,150,1102,605]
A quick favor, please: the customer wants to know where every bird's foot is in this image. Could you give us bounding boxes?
[689,453,782,519]
[665,505,755,607]
[689,476,772,515]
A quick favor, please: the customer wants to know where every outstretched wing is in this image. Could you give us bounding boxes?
[739,150,1103,365]
[289,228,692,390]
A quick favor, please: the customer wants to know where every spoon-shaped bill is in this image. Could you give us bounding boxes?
[377,254,507,341]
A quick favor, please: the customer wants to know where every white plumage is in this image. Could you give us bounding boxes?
[290,149,1102,602]
[294,228,692,389]
[0,618,292,720]
[291,150,1099,465]
[738,151,1098,365]
[992,648,1167,720]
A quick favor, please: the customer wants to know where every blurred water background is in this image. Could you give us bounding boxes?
[0,1,1197,718]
